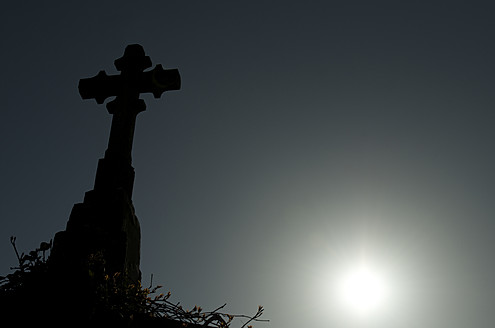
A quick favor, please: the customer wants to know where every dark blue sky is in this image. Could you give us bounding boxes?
[2,2,495,327]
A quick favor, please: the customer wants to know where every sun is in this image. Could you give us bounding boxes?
[336,261,390,317]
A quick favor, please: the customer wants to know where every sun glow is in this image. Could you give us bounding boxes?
[336,261,390,318]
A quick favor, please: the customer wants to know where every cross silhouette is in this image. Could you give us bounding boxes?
[78,44,180,197]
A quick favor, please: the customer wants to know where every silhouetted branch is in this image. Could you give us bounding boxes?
[1,238,268,327]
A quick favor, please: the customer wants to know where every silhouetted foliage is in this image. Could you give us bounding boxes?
[0,236,51,294]
[0,237,267,327]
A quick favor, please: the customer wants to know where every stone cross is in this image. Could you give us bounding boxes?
[79,44,181,198]
[51,45,180,283]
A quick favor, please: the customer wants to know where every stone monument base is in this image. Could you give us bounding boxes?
[51,184,141,283]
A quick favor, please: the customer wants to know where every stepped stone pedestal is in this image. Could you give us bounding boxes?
[52,159,141,282]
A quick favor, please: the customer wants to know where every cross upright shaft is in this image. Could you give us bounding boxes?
[78,44,180,198]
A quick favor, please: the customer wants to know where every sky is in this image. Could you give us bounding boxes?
[1,1,495,327]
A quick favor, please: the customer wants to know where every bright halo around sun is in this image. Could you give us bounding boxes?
[336,261,390,318]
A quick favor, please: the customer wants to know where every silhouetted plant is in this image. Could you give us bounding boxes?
[0,236,52,293]
[1,237,267,327]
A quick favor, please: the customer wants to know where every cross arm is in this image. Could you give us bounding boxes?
[78,65,181,104]
[141,64,181,99]
[79,71,121,104]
